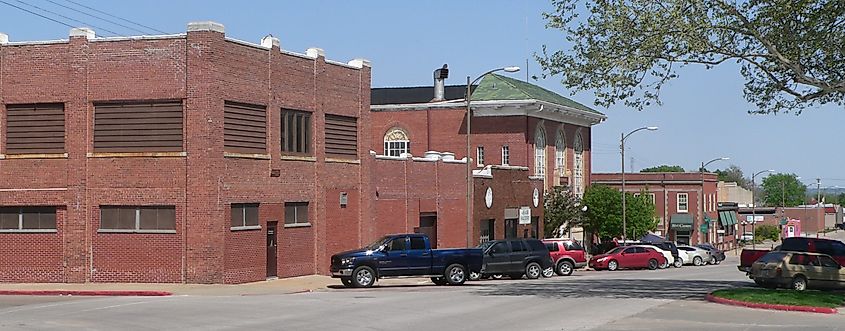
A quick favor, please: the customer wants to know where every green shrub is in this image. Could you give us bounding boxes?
[755,224,780,242]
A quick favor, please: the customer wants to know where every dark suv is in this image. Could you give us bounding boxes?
[471,239,553,280]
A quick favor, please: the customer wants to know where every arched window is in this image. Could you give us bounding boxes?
[573,132,584,197]
[534,124,546,182]
[383,128,410,157]
[555,129,565,184]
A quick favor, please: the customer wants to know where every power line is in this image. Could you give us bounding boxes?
[0,0,76,29]
[44,0,153,35]
[62,0,169,34]
[12,0,121,36]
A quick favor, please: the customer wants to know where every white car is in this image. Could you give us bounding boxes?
[632,244,672,269]
[677,245,713,266]
[740,232,754,241]
[675,249,691,266]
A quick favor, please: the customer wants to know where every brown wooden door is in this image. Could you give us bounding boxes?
[267,222,278,278]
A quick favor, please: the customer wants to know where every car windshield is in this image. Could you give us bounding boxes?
[364,236,391,250]
[478,241,494,251]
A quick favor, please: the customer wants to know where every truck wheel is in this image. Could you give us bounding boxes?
[647,259,659,270]
[468,271,481,281]
[444,264,467,285]
[607,260,619,271]
[431,277,448,286]
[673,258,683,268]
[693,256,703,266]
[341,277,354,287]
[351,266,376,288]
[525,262,542,279]
[556,261,574,276]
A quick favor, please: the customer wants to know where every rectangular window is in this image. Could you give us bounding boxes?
[281,109,311,155]
[224,101,267,155]
[100,206,175,232]
[231,203,260,229]
[677,193,689,213]
[285,202,309,226]
[5,103,65,154]
[501,145,509,165]
[0,207,56,231]
[476,146,484,166]
[648,193,656,204]
[325,115,358,159]
[384,141,409,157]
[94,102,183,153]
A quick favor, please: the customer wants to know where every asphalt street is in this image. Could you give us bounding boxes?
[3,256,845,331]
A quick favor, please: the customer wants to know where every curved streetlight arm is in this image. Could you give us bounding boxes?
[622,126,658,141]
[702,157,729,170]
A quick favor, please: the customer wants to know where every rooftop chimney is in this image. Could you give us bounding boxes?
[432,64,449,101]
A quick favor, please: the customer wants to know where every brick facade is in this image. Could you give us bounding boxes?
[0,23,370,284]
[592,172,720,246]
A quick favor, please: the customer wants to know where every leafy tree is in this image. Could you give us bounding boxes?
[754,224,780,242]
[537,0,845,114]
[640,165,685,173]
[581,185,658,240]
[715,165,751,189]
[543,186,585,237]
[761,173,806,207]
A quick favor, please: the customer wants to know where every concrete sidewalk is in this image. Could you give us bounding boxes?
[0,275,378,296]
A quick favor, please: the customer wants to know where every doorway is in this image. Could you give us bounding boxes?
[266,221,278,278]
[480,219,495,243]
[418,213,438,249]
[505,219,517,239]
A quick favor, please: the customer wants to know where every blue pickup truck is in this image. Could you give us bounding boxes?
[330,234,483,288]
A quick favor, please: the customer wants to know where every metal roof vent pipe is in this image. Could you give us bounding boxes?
[432,64,448,101]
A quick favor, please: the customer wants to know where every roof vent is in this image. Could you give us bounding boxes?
[432,64,449,101]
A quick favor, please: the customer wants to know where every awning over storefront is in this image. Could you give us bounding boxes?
[670,214,693,231]
[718,211,738,226]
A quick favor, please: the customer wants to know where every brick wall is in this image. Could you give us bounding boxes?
[0,23,370,284]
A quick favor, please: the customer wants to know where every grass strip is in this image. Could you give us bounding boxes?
[712,288,845,308]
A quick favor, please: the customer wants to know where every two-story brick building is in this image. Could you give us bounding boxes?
[0,22,371,284]
[370,67,605,242]
[592,172,720,245]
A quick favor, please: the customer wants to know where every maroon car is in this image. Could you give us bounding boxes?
[589,246,667,271]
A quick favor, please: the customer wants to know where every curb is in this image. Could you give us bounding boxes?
[705,293,837,314]
[0,290,172,297]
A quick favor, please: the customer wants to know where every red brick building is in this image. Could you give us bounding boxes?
[0,22,372,284]
[369,155,544,248]
[592,172,721,245]
[370,68,604,242]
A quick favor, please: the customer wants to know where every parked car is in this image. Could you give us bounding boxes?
[641,242,682,268]
[677,245,712,266]
[633,245,672,269]
[750,251,845,291]
[739,237,845,274]
[542,238,587,276]
[695,243,726,264]
[740,232,754,241]
[470,239,553,280]
[589,246,667,271]
[330,234,483,288]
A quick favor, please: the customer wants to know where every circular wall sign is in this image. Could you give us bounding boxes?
[532,188,540,208]
[485,187,493,209]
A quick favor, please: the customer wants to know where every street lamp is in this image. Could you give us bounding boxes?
[751,169,775,249]
[621,126,658,243]
[466,66,520,246]
[700,157,729,244]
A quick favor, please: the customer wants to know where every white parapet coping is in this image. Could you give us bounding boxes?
[187,21,225,33]
[69,27,95,39]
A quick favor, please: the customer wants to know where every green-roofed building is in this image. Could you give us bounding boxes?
[371,67,606,198]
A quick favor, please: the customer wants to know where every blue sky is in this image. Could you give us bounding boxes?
[2,0,842,186]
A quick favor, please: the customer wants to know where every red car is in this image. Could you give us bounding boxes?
[542,239,587,276]
[589,246,667,271]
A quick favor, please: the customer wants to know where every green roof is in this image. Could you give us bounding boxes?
[471,74,603,115]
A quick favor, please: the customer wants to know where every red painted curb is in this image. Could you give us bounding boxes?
[706,293,837,314]
[0,290,172,296]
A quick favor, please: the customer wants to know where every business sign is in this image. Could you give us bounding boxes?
[519,207,531,225]
[745,215,765,224]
